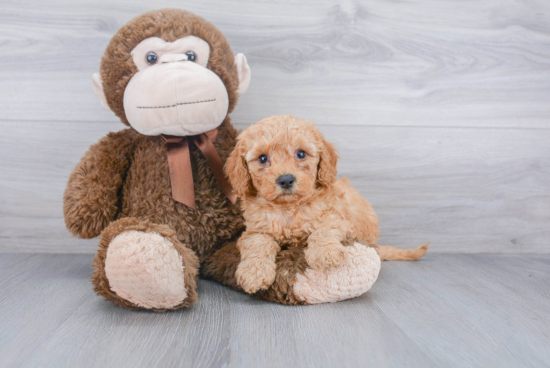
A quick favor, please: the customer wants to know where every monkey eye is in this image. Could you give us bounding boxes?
[146,52,158,65]
[296,150,306,159]
[185,51,196,62]
[258,154,268,164]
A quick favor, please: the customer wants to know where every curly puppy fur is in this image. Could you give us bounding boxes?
[225,115,429,294]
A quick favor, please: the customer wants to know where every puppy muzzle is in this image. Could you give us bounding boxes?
[276,174,296,190]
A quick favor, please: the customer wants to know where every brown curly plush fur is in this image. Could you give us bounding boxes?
[64,9,317,310]
[64,117,244,261]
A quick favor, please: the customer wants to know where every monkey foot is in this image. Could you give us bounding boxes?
[293,243,381,304]
[92,218,199,311]
[103,230,190,309]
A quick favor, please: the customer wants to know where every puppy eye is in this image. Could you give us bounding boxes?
[146,52,158,65]
[258,154,268,164]
[296,150,306,159]
[185,51,196,62]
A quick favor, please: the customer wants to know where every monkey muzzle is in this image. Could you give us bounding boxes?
[123,55,229,137]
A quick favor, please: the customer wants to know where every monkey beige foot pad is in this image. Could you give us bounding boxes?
[105,231,187,309]
[293,243,381,304]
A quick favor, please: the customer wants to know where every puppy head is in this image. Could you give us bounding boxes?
[225,115,338,203]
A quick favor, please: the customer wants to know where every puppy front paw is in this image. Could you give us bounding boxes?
[236,259,277,294]
[305,242,348,270]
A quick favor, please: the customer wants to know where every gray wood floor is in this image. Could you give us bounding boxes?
[0,253,548,368]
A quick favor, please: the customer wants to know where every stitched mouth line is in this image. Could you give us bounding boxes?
[137,99,216,109]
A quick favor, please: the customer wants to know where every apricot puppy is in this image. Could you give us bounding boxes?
[225,115,428,294]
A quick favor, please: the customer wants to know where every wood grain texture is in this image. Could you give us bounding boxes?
[0,253,548,367]
[1,120,548,253]
[0,0,550,128]
[1,0,549,253]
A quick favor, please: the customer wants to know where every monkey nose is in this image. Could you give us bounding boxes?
[276,174,296,190]
[160,54,189,63]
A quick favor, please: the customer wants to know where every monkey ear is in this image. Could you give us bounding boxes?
[234,53,251,95]
[92,73,111,111]
[225,139,254,198]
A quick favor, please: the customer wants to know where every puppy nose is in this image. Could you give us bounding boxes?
[277,174,296,189]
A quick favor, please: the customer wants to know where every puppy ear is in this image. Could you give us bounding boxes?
[225,139,253,197]
[317,137,339,187]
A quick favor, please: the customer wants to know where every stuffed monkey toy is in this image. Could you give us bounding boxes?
[64,9,380,311]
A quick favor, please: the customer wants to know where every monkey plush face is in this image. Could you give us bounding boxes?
[92,10,250,137]
[123,36,230,136]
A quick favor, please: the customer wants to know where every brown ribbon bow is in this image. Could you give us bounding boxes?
[162,128,236,209]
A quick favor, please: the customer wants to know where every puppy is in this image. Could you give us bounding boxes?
[225,115,428,294]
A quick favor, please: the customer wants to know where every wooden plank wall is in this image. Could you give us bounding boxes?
[1,0,549,253]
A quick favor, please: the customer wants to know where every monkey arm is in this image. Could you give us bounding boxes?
[63,129,136,239]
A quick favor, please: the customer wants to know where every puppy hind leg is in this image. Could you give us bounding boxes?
[373,242,429,261]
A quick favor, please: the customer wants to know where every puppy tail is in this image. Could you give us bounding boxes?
[372,242,429,261]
